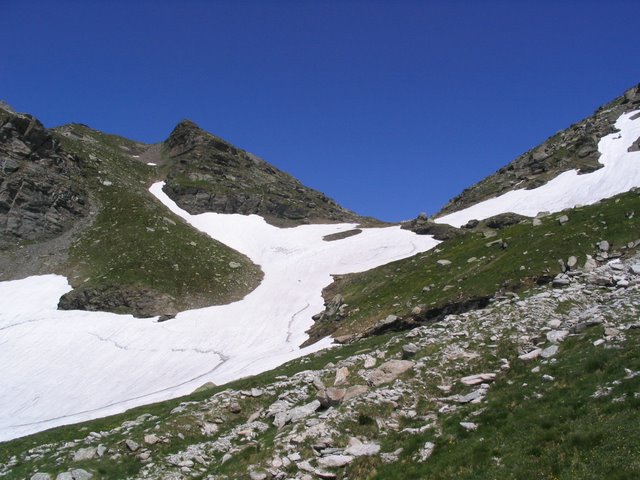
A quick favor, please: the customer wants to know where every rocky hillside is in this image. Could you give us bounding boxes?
[437,84,640,217]
[0,105,262,317]
[0,105,87,248]
[162,120,373,227]
[4,248,640,479]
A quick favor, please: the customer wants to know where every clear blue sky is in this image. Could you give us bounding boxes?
[1,1,638,221]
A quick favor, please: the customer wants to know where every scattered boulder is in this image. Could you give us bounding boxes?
[317,454,354,468]
[417,442,435,461]
[72,447,96,462]
[519,348,542,361]
[144,434,159,445]
[546,330,569,343]
[558,215,569,225]
[334,367,350,386]
[540,345,559,358]
[125,439,139,452]
[368,360,415,386]
[344,437,381,456]
[402,343,419,359]
[460,373,496,386]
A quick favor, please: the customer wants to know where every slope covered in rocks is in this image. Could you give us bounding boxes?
[4,248,640,479]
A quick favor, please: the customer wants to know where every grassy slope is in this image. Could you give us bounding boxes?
[373,328,640,480]
[53,124,262,310]
[310,189,640,340]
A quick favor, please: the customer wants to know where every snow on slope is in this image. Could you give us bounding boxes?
[436,110,640,227]
[0,187,438,441]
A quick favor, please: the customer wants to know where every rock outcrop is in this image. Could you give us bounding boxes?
[0,105,87,247]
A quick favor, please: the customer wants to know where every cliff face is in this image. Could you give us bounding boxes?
[0,106,87,247]
[437,84,640,217]
[162,120,367,227]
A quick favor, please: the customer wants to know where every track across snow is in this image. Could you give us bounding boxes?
[436,110,640,227]
[0,189,438,441]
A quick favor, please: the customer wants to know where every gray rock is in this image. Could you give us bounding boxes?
[30,474,52,480]
[558,215,569,225]
[567,256,578,270]
[456,388,485,404]
[552,274,571,287]
[55,474,73,480]
[344,437,381,456]
[417,441,435,461]
[402,343,419,359]
[334,366,350,386]
[96,444,107,457]
[70,470,93,480]
[144,434,159,445]
[249,471,268,480]
[228,401,242,414]
[630,264,640,275]
[547,330,569,343]
[368,360,415,386]
[519,348,542,361]
[460,422,478,431]
[318,454,354,468]
[273,400,321,429]
[584,255,598,272]
[460,373,496,386]
[436,259,452,266]
[598,240,610,252]
[532,217,542,226]
[540,345,559,358]
[125,439,139,452]
[72,447,96,462]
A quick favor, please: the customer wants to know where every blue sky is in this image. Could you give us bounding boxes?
[1,1,638,221]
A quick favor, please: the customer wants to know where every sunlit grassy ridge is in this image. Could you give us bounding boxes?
[309,189,640,340]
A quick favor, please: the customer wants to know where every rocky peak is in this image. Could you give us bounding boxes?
[162,121,366,227]
[165,119,238,158]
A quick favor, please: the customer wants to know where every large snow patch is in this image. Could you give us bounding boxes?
[0,188,438,441]
[436,110,640,227]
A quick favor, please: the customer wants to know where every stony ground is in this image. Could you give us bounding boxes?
[5,252,640,480]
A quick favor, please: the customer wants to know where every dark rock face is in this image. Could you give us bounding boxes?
[438,84,640,216]
[163,120,363,227]
[58,284,178,318]
[0,107,87,247]
[401,216,462,240]
[471,212,528,230]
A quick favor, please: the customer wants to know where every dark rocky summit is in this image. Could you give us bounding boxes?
[0,105,87,247]
[162,120,368,227]
[437,84,640,216]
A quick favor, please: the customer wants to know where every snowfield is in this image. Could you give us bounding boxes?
[0,188,438,441]
[436,110,640,227]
